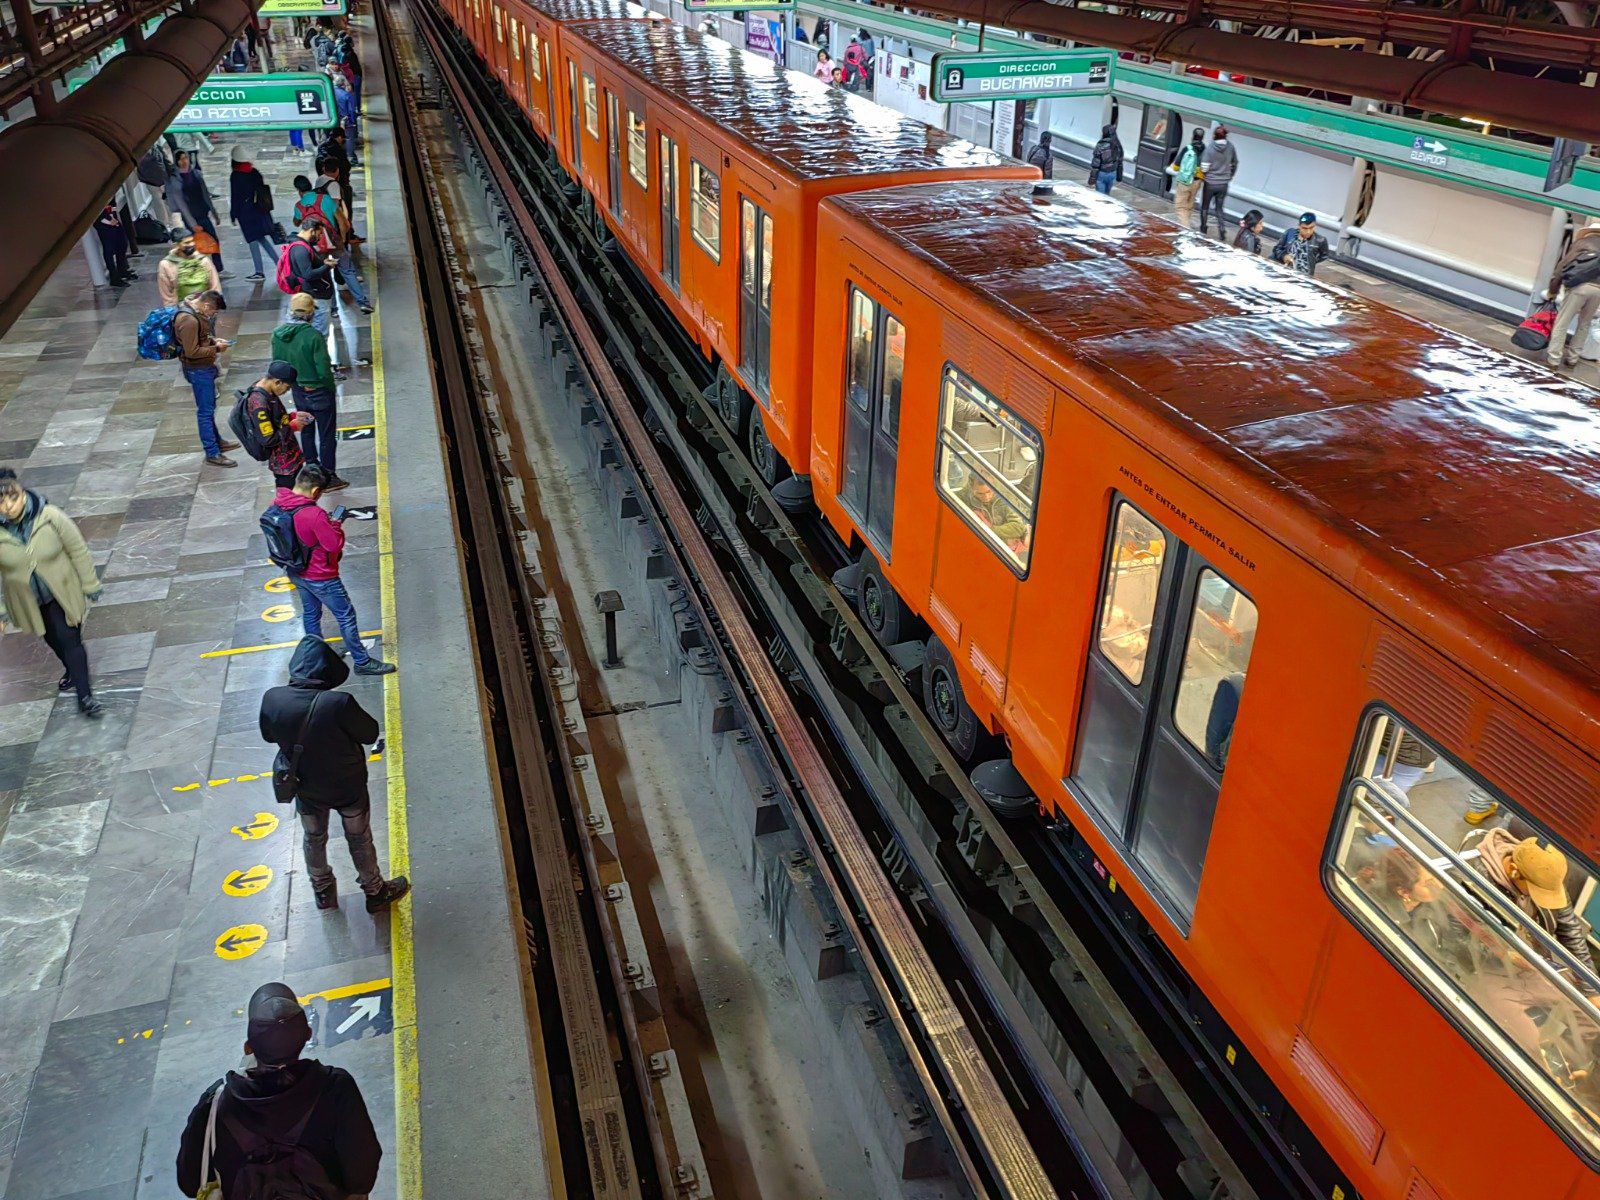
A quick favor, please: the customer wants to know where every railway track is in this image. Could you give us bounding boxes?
[376,2,1362,1198]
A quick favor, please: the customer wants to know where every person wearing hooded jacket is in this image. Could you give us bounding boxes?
[259,633,407,911]
[0,469,104,718]
[1026,132,1054,180]
[166,150,227,273]
[1087,123,1123,195]
[1198,125,1239,238]
[176,982,382,1197]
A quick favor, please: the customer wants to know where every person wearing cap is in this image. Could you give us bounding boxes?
[273,293,347,488]
[1197,125,1238,238]
[260,631,404,912]
[228,145,280,282]
[176,982,383,1198]
[1473,828,1597,976]
[1270,212,1334,277]
[244,361,312,488]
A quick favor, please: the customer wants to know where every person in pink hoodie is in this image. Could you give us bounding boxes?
[273,464,394,675]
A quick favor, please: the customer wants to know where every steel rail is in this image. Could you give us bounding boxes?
[400,4,1067,1197]
[370,3,664,1196]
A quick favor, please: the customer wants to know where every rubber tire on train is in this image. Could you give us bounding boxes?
[856,551,912,648]
[747,411,790,487]
[922,636,989,763]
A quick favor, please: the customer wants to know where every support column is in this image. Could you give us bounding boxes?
[80,229,109,287]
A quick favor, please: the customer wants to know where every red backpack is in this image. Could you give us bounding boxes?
[276,243,304,295]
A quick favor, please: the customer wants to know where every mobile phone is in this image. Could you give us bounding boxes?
[331,505,348,522]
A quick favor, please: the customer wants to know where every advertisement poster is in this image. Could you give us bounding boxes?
[743,12,784,64]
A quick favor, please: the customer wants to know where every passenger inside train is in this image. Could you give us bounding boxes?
[1331,711,1600,1149]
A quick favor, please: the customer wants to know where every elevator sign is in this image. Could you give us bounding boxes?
[932,48,1113,103]
[170,73,336,132]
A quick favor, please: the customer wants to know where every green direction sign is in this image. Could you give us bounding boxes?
[1114,60,1600,217]
[257,0,347,17]
[171,73,336,133]
[688,0,795,9]
[932,49,1113,104]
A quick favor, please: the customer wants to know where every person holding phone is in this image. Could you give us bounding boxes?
[272,463,394,675]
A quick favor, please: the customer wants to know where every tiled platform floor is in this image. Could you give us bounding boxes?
[0,32,400,1200]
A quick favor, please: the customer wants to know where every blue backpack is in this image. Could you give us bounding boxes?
[136,306,183,361]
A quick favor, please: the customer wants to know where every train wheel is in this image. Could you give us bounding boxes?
[856,553,910,647]
[923,636,985,762]
[748,414,790,487]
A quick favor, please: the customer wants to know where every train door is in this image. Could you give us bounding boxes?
[542,38,554,132]
[660,132,681,291]
[605,90,623,218]
[566,59,582,172]
[839,285,903,557]
[738,198,773,400]
[1070,498,1259,925]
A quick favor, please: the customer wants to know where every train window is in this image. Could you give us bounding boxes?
[935,364,1040,573]
[509,17,520,59]
[1073,500,1253,925]
[1328,712,1600,1161]
[1096,505,1166,687]
[739,199,774,397]
[528,29,541,79]
[493,4,502,42]
[1171,571,1257,768]
[583,74,598,138]
[567,61,581,171]
[690,159,720,261]
[627,110,648,189]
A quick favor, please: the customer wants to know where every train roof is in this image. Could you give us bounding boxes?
[568,20,1019,183]
[521,0,648,21]
[830,180,1600,708]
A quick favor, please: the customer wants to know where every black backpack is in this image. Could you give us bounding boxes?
[218,1075,341,1200]
[229,389,276,462]
[261,504,314,574]
[1562,245,1600,289]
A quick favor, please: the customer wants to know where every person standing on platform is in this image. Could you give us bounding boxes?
[1170,127,1205,230]
[157,231,221,307]
[1271,211,1333,277]
[172,289,240,468]
[241,361,311,488]
[175,982,385,1198]
[1087,123,1124,195]
[1026,132,1055,180]
[266,465,397,677]
[1546,226,1600,372]
[229,146,280,282]
[813,49,832,82]
[166,150,228,275]
[273,293,347,488]
[92,202,135,286]
[335,30,364,113]
[1232,209,1266,255]
[331,70,361,168]
[0,469,105,719]
[1198,125,1238,238]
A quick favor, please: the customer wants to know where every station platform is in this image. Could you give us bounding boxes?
[0,17,542,1200]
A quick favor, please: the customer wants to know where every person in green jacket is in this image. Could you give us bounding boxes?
[271,292,347,490]
[0,469,104,718]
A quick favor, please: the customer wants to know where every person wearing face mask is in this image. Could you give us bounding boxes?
[158,231,222,307]
[1197,125,1239,238]
[0,469,104,718]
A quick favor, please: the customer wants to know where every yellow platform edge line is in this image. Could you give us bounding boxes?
[362,62,424,1200]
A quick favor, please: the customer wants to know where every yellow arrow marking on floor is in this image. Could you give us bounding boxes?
[261,604,297,623]
[222,866,274,897]
[173,759,378,793]
[265,576,295,593]
[231,812,280,841]
[215,923,268,960]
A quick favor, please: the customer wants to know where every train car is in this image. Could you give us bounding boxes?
[561,19,1036,482]
[809,177,1600,1199]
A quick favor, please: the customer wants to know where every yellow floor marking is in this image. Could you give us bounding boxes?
[200,631,382,659]
[222,866,274,897]
[339,423,376,432]
[214,923,268,960]
[299,976,393,1004]
[172,758,379,793]
[264,576,296,592]
[262,604,297,623]
[231,811,280,840]
[363,78,423,1200]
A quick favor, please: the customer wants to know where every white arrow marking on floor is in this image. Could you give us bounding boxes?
[336,994,383,1034]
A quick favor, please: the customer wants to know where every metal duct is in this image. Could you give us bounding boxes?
[0,0,259,333]
[929,0,1600,144]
